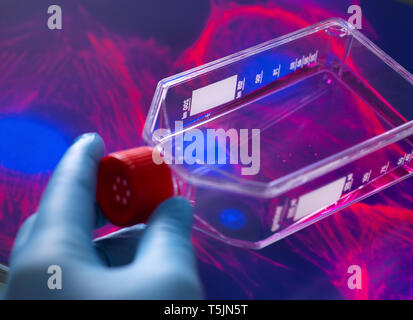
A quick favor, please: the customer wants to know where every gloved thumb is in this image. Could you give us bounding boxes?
[134,197,196,270]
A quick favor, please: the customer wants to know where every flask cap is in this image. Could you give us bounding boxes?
[97,146,174,226]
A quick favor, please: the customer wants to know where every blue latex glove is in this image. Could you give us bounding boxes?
[2,133,203,299]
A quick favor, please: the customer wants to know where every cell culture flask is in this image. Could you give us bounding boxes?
[99,18,413,249]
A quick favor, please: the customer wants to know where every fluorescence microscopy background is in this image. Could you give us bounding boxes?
[0,0,412,299]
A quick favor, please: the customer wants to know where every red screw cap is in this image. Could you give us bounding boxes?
[96,146,174,227]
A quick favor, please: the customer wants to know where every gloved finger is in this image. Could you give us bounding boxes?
[31,133,104,250]
[11,206,107,264]
[13,206,106,257]
[95,205,108,229]
[133,197,198,273]
[9,213,38,262]
[11,204,107,264]
[93,224,146,267]
[13,214,38,248]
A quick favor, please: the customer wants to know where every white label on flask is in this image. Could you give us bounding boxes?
[271,206,284,232]
[190,75,238,116]
[293,177,346,221]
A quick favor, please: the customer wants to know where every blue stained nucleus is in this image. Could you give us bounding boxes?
[219,208,247,230]
[0,117,69,173]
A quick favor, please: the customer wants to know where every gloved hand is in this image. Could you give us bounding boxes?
[2,133,203,299]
